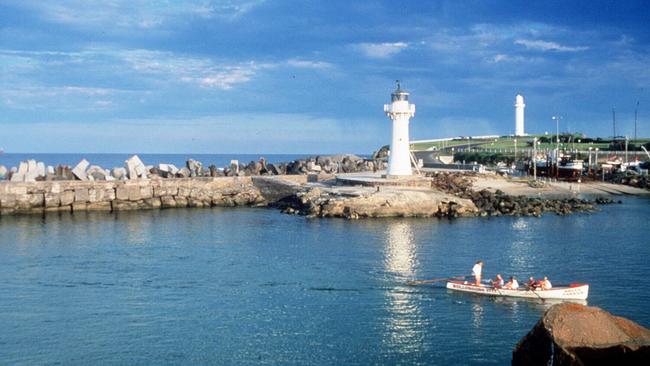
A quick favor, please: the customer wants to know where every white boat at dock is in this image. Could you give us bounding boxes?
[446,280,589,300]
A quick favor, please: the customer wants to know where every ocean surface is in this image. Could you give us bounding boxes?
[0,153,330,171]
[1,195,649,365]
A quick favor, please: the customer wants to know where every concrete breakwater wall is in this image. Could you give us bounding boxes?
[0,176,306,216]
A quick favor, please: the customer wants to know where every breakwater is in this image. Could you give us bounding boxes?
[0,176,306,216]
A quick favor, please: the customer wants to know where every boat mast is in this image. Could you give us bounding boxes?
[634,100,639,143]
[612,107,616,139]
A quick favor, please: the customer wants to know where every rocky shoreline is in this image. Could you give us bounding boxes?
[278,172,618,219]
[0,157,627,218]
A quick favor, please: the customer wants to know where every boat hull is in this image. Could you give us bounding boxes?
[446,281,589,300]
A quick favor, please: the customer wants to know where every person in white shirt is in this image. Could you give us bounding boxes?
[505,276,519,289]
[541,276,552,290]
[472,260,483,286]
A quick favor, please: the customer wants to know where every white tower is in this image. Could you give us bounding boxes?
[384,81,416,176]
[515,94,525,136]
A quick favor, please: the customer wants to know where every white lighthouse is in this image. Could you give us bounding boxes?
[515,94,525,136]
[384,81,416,176]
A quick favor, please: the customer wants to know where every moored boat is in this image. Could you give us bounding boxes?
[446,280,589,300]
[557,154,584,179]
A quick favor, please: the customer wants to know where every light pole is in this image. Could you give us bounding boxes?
[595,147,599,178]
[635,100,639,144]
[587,146,592,176]
[533,137,538,180]
[552,115,562,178]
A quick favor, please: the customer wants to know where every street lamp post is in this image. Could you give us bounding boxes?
[533,137,538,180]
[552,116,562,178]
[595,148,599,179]
[587,146,592,176]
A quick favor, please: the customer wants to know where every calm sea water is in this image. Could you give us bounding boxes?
[0,153,321,171]
[0,197,649,365]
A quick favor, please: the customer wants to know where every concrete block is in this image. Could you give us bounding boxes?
[127,185,141,201]
[44,194,61,208]
[87,165,108,180]
[87,202,111,211]
[160,195,176,208]
[125,155,147,179]
[71,202,88,212]
[72,159,90,181]
[116,186,129,200]
[144,197,161,209]
[139,186,153,199]
[0,194,17,208]
[60,191,75,206]
[36,162,46,177]
[159,164,179,175]
[177,186,191,197]
[174,196,189,207]
[112,167,127,180]
[0,165,7,179]
[10,171,25,182]
[27,160,37,173]
[75,188,89,202]
[112,200,140,211]
[23,170,38,182]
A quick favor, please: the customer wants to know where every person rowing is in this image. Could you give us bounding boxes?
[472,260,483,286]
[504,276,519,289]
[492,274,504,288]
[527,276,539,290]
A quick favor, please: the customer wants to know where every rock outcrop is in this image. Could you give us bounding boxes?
[513,303,650,365]
[281,187,478,219]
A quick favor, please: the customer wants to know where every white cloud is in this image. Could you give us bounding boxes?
[286,59,332,69]
[6,0,265,30]
[514,39,588,52]
[354,42,408,59]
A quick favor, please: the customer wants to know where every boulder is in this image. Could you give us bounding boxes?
[124,155,147,179]
[111,167,127,180]
[186,159,203,177]
[513,303,650,365]
[307,161,322,173]
[230,160,240,174]
[158,164,179,178]
[0,165,6,179]
[266,163,285,175]
[177,167,191,178]
[36,162,46,178]
[55,165,74,180]
[72,159,90,180]
[86,165,108,180]
[10,161,27,182]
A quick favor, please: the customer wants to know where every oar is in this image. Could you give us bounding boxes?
[526,286,546,303]
[406,275,469,286]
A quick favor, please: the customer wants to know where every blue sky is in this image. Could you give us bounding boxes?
[1,0,649,153]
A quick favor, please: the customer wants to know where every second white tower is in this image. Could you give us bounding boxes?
[515,94,525,136]
[384,82,416,176]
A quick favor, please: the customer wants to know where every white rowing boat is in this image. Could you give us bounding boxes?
[446,280,589,300]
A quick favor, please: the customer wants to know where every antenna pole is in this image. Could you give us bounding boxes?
[612,107,616,139]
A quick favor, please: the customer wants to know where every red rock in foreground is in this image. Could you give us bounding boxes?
[512,303,650,365]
